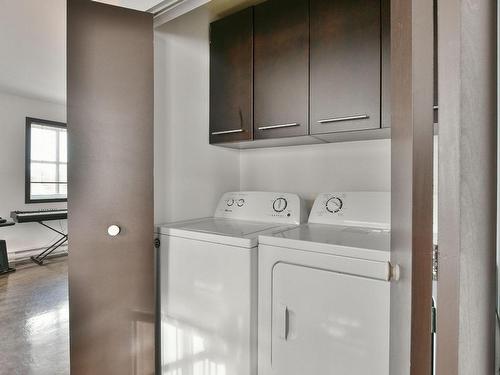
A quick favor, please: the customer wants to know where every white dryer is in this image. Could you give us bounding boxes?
[258,192,397,375]
[156,192,306,375]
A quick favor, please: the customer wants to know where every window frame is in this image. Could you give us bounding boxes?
[25,117,68,204]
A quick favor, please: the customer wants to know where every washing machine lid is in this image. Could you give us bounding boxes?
[259,223,390,262]
[158,218,289,248]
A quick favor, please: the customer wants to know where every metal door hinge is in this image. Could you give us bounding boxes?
[432,244,438,281]
[431,299,437,333]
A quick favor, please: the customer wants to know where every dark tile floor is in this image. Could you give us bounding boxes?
[0,257,69,375]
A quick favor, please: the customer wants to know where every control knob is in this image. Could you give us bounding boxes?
[226,199,234,207]
[326,197,343,213]
[273,197,288,213]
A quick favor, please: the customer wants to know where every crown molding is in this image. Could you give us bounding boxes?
[150,0,211,27]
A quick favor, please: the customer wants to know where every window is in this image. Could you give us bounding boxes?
[25,117,67,203]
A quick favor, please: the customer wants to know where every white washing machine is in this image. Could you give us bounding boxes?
[258,192,398,375]
[157,191,306,375]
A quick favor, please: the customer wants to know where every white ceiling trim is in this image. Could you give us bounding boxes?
[148,0,181,14]
[152,0,211,27]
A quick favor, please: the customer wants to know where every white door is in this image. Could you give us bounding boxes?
[271,263,390,375]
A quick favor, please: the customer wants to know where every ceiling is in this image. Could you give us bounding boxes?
[0,0,257,105]
[0,0,165,105]
[93,0,165,11]
[0,0,66,104]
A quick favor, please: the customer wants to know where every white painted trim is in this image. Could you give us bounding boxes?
[152,0,211,27]
[8,245,68,262]
[148,0,181,14]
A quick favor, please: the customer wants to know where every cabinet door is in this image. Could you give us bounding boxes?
[210,8,253,144]
[253,0,309,140]
[310,0,381,134]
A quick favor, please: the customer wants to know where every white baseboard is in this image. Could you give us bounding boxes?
[8,245,68,263]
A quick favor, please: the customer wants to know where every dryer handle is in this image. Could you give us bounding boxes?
[277,304,289,340]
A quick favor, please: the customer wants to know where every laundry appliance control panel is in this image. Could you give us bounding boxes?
[309,192,391,229]
[214,191,307,224]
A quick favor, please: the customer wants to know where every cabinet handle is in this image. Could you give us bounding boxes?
[211,129,244,135]
[258,123,299,130]
[433,105,439,110]
[318,114,369,124]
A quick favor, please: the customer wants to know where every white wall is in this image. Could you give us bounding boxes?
[240,140,391,208]
[0,91,67,256]
[154,5,240,224]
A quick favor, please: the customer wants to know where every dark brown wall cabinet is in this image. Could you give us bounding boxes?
[209,8,253,144]
[253,0,309,140]
[310,0,381,135]
[210,0,392,148]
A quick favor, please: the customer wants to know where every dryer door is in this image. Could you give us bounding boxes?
[271,263,390,374]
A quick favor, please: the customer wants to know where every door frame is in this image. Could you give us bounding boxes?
[435,0,497,374]
[76,0,497,372]
[390,0,434,374]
